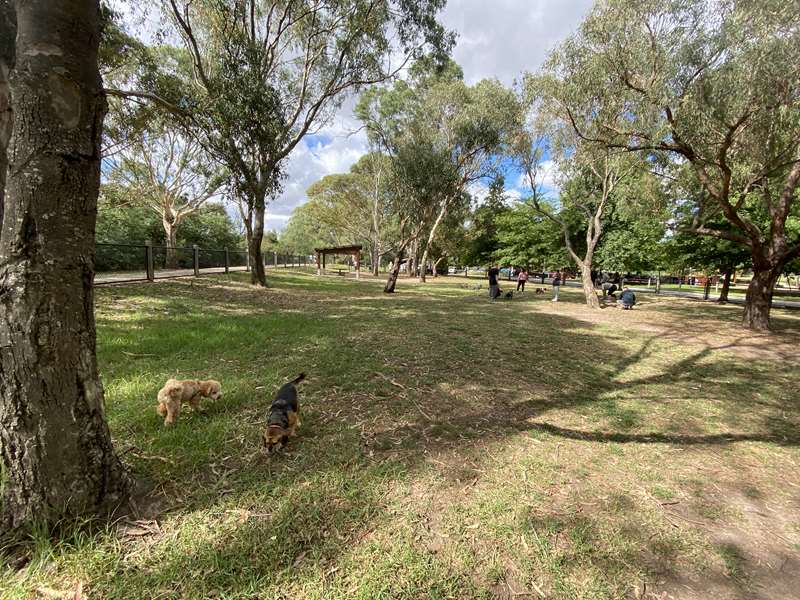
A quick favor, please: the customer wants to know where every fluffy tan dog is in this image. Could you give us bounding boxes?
[156,378,222,426]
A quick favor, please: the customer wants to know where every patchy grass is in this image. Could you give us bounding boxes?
[2,271,799,600]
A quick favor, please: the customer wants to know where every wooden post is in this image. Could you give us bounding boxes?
[316,252,321,275]
[145,240,154,282]
[322,252,326,271]
[656,271,661,294]
[224,248,230,274]
[273,251,277,268]
[192,244,200,276]
[355,250,360,280]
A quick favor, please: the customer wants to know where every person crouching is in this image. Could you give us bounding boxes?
[617,287,636,310]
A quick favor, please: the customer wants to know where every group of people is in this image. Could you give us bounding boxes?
[593,271,636,308]
[487,265,636,309]
[486,266,564,301]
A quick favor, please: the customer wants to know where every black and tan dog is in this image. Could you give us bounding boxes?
[262,373,306,453]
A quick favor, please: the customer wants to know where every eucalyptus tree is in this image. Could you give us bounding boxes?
[460,177,510,267]
[159,0,452,286]
[513,99,641,308]
[280,203,341,256]
[0,0,129,532]
[304,153,397,275]
[539,0,800,330]
[357,60,520,288]
[493,203,568,272]
[109,125,225,265]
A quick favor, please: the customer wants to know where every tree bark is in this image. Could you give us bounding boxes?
[384,249,405,293]
[163,217,179,268]
[717,267,733,304]
[0,0,14,230]
[245,197,267,286]
[578,262,600,308]
[0,0,129,533]
[742,265,781,331]
[433,255,445,277]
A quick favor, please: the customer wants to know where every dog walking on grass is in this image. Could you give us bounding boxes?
[263,373,306,453]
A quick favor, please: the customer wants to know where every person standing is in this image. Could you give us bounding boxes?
[487,264,500,300]
[516,268,528,292]
[552,270,563,302]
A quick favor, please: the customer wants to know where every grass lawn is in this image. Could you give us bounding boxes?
[2,271,799,599]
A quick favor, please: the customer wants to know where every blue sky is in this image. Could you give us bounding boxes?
[265,0,594,232]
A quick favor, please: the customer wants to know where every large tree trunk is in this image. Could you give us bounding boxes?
[0,1,13,229]
[247,198,266,286]
[384,249,405,293]
[0,0,129,533]
[163,218,179,268]
[742,265,781,331]
[717,267,733,304]
[578,262,600,308]
[433,255,445,277]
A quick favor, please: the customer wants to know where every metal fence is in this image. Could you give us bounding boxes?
[95,242,313,285]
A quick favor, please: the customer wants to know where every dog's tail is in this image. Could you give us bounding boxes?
[291,372,306,384]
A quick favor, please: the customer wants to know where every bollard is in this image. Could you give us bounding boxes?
[193,244,200,276]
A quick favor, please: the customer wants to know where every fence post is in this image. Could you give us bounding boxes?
[145,240,154,282]
[273,251,277,268]
[224,248,230,274]
[193,244,200,276]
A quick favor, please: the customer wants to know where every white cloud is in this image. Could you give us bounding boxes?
[268,0,593,230]
[441,0,593,85]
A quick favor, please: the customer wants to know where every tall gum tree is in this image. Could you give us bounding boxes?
[513,83,641,308]
[0,0,129,532]
[109,126,224,266]
[357,61,517,288]
[304,153,397,275]
[159,0,452,286]
[539,0,800,330]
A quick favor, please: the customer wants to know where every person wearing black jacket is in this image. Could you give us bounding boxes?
[487,265,500,300]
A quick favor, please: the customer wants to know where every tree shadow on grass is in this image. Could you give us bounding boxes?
[77,273,800,598]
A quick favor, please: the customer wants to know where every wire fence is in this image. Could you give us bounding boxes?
[95,242,311,285]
